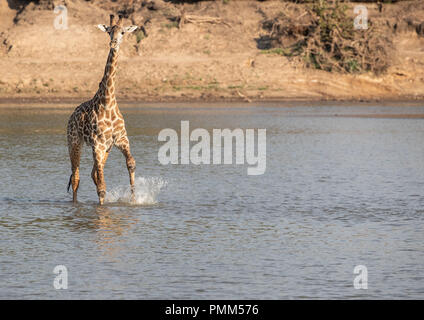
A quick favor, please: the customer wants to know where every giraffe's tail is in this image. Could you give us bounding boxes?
[67,174,72,193]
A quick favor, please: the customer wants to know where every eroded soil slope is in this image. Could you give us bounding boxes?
[1,0,424,102]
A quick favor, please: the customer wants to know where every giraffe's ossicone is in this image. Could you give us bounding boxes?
[67,14,138,205]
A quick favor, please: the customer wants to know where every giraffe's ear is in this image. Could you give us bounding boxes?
[124,25,138,33]
[97,24,109,32]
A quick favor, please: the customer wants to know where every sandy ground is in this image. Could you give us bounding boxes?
[1,0,424,103]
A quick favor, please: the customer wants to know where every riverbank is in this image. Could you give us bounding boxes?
[0,97,423,110]
[1,0,424,102]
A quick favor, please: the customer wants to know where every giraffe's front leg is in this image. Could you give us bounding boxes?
[68,140,82,203]
[115,136,136,202]
[91,150,110,190]
[92,146,108,205]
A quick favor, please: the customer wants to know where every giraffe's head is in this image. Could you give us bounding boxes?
[97,14,137,50]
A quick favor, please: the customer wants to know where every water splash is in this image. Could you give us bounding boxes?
[105,177,167,205]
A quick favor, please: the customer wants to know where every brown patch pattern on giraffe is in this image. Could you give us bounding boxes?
[67,14,138,205]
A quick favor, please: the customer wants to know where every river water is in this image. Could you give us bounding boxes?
[0,102,423,299]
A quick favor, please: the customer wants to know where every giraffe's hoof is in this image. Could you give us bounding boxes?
[98,190,106,205]
[130,186,136,203]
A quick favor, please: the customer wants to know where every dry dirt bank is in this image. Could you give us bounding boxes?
[1,0,424,104]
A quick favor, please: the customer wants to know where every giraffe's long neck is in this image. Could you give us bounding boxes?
[96,47,119,109]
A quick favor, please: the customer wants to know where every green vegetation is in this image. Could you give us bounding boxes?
[262,0,391,74]
[172,83,221,91]
[135,30,145,44]
[260,48,285,56]
[163,21,179,29]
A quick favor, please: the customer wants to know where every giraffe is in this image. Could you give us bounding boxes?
[66,14,138,205]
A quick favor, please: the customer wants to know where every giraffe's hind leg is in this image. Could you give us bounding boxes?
[68,141,83,203]
[115,135,136,202]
